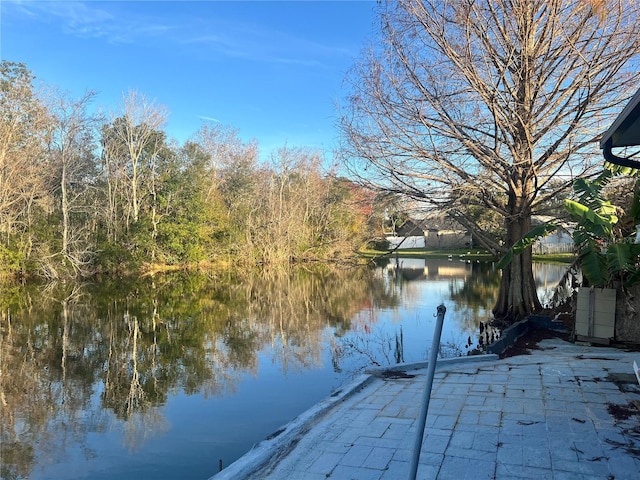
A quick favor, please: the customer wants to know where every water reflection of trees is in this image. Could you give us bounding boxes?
[376,259,500,353]
[1,283,107,480]
[0,266,388,477]
[448,261,501,336]
[334,260,568,366]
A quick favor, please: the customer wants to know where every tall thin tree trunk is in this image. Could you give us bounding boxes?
[61,160,69,255]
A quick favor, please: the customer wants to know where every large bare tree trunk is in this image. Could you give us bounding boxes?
[494,183,541,318]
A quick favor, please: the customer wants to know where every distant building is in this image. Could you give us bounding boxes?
[531,216,574,254]
[423,215,472,249]
[393,218,426,237]
[386,215,472,250]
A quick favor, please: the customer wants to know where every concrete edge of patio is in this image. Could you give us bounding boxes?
[209,354,499,480]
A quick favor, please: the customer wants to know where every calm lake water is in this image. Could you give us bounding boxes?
[0,259,567,480]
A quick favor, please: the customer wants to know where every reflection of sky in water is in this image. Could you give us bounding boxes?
[332,260,569,372]
[14,261,570,480]
[343,279,473,364]
[534,261,573,307]
[28,351,344,480]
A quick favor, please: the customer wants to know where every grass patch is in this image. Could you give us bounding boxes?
[360,248,492,260]
[532,253,575,264]
[360,248,576,264]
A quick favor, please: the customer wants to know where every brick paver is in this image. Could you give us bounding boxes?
[212,339,640,480]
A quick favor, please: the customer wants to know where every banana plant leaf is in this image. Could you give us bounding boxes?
[607,243,633,276]
[579,248,609,286]
[565,199,617,228]
[625,266,640,287]
[497,223,557,269]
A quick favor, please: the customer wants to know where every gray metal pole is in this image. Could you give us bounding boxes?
[409,303,446,480]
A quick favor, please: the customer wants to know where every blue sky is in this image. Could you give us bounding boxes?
[1,0,378,158]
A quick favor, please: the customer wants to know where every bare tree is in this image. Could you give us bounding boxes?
[0,62,49,269]
[101,91,167,231]
[193,124,249,202]
[340,0,640,320]
[44,89,99,276]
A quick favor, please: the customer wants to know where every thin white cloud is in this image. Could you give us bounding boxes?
[5,0,357,66]
[4,0,174,44]
[182,17,352,68]
[199,116,221,123]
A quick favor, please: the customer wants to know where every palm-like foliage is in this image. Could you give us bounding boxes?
[569,169,640,287]
[500,166,640,288]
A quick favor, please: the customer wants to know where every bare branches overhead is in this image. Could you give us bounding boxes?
[340,0,640,319]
